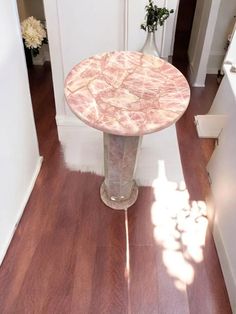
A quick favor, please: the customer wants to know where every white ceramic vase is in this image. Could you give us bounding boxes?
[141,31,160,57]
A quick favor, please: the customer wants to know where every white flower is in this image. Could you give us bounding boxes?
[21,16,47,50]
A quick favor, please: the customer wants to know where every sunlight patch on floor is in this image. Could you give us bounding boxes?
[151,160,208,288]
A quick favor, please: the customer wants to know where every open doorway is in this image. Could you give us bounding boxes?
[16,0,57,155]
[17,0,50,66]
[172,0,197,71]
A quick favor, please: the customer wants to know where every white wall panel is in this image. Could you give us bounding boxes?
[224,24,236,65]
[207,67,236,310]
[0,0,41,264]
[55,0,125,116]
[128,0,150,52]
[188,0,221,86]
[207,1,236,74]
[57,0,125,75]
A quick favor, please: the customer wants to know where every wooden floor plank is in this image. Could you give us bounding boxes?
[129,246,159,314]
[89,246,128,314]
[128,187,156,246]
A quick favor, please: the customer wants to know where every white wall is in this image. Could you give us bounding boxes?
[192,30,236,310]
[225,27,236,66]
[16,0,28,21]
[207,1,236,74]
[17,0,45,22]
[188,0,221,86]
[208,32,236,311]
[43,0,125,122]
[188,0,205,62]
[207,66,236,311]
[43,0,179,127]
[57,0,125,76]
[24,0,45,21]
[0,0,42,264]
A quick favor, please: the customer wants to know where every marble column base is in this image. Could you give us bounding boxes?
[100,181,138,210]
[100,133,141,210]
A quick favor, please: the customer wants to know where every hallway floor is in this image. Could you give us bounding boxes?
[0,63,232,313]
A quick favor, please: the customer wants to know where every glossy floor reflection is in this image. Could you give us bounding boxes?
[59,124,184,187]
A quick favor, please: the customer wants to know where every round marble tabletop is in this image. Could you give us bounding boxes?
[65,51,190,136]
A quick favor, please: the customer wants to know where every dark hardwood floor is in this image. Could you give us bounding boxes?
[0,62,232,313]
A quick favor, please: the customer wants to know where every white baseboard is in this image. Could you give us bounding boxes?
[213,223,236,312]
[207,51,225,74]
[207,67,220,75]
[56,114,84,127]
[188,62,206,87]
[192,83,206,87]
[0,156,43,266]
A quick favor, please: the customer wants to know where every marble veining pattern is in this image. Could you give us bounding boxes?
[65,51,190,136]
[103,133,140,200]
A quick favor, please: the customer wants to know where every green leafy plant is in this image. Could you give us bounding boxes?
[141,0,174,33]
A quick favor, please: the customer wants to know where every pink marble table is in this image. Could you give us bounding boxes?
[65,51,190,209]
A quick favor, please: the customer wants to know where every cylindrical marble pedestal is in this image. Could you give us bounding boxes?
[65,51,190,210]
[100,133,141,210]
